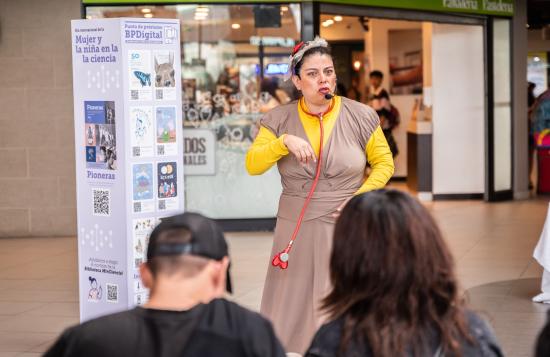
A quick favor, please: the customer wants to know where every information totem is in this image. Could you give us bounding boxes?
[71,18,183,321]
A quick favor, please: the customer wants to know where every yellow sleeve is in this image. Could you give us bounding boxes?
[245,126,289,175]
[355,126,395,194]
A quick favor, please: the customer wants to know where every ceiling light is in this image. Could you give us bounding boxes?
[141,8,151,14]
[534,56,541,62]
[353,60,361,71]
[231,23,241,29]
[334,16,343,22]
[325,19,334,25]
[195,6,209,13]
[322,22,331,28]
[281,6,289,12]
[144,13,153,18]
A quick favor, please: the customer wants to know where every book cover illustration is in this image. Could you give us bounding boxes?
[155,106,177,156]
[132,163,155,214]
[132,217,155,269]
[128,50,152,101]
[84,101,117,170]
[157,161,179,211]
[130,106,154,157]
[153,50,176,101]
[132,163,153,200]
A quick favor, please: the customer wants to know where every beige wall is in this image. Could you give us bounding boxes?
[0,0,80,237]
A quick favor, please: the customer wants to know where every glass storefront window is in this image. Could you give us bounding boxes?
[86,4,302,219]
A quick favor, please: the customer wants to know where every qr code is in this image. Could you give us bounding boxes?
[156,89,163,100]
[131,90,138,100]
[133,147,140,157]
[106,283,118,303]
[157,145,165,155]
[93,188,110,216]
[134,202,141,213]
[159,200,166,210]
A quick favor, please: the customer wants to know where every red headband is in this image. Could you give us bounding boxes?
[292,41,305,55]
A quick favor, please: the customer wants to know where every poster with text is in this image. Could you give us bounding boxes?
[157,161,178,211]
[130,106,154,157]
[73,18,183,321]
[85,101,117,170]
[132,163,155,213]
[134,291,150,306]
[155,106,177,156]
[153,50,176,101]
[128,50,152,101]
[132,217,155,269]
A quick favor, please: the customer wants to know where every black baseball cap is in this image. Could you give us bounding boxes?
[147,212,232,293]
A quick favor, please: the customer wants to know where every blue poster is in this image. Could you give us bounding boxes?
[85,101,107,124]
[132,163,153,200]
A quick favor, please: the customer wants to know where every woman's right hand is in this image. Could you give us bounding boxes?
[283,134,316,164]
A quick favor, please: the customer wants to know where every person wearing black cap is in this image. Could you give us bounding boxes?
[44,212,286,357]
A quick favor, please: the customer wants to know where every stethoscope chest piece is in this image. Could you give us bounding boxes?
[279,253,289,262]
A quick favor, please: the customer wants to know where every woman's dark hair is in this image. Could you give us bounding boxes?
[293,46,332,78]
[323,189,471,356]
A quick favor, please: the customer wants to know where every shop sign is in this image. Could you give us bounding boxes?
[250,36,295,48]
[324,0,513,16]
[82,0,513,16]
[183,129,216,175]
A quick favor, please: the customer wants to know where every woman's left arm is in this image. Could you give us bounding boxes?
[355,126,394,194]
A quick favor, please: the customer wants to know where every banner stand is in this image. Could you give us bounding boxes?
[71,18,183,321]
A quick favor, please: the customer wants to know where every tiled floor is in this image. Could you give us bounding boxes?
[0,196,548,356]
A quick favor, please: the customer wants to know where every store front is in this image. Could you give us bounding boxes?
[82,0,515,229]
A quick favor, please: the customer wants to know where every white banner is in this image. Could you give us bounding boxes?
[72,18,183,322]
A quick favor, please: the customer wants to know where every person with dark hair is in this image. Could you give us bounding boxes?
[367,70,400,157]
[246,37,394,353]
[346,74,361,102]
[44,213,285,357]
[305,190,504,357]
[536,311,550,357]
[260,77,291,113]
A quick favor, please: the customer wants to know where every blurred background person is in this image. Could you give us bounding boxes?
[346,74,362,102]
[367,70,400,157]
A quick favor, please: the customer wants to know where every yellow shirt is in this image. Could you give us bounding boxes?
[246,97,394,194]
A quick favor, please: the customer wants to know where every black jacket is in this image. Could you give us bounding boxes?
[305,311,503,357]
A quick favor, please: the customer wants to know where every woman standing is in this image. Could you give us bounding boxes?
[246,37,394,353]
[306,190,503,357]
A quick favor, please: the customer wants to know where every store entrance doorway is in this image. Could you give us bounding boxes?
[320,6,491,200]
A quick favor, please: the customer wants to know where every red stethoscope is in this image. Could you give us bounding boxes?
[272,95,335,270]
